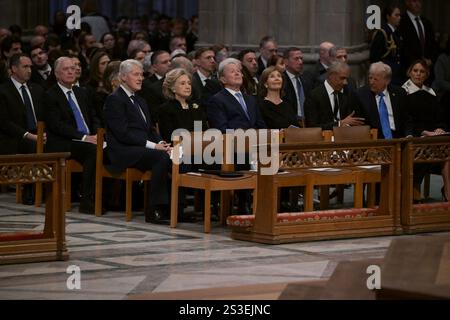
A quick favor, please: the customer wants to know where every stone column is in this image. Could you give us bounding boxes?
[198,0,369,83]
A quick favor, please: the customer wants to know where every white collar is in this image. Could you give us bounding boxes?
[260,56,268,68]
[10,76,26,91]
[387,23,396,32]
[120,84,135,98]
[407,10,421,22]
[197,70,209,82]
[155,73,163,80]
[286,70,299,80]
[402,79,436,96]
[57,82,74,95]
[324,80,343,95]
[225,87,242,96]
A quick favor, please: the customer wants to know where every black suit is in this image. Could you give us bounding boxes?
[206,89,266,132]
[0,79,45,155]
[311,61,328,87]
[357,85,411,138]
[257,56,266,78]
[138,77,165,122]
[370,24,404,86]
[104,87,171,208]
[30,67,53,90]
[398,13,438,68]
[304,83,366,130]
[45,84,100,200]
[282,71,314,119]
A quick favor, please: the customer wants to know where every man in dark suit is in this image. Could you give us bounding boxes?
[29,46,52,90]
[192,47,218,102]
[45,56,101,214]
[282,47,314,126]
[207,58,266,132]
[104,59,172,224]
[311,42,334,86]
[257,36,278,78]
[357,62,412,139]
[304,61,366,130]
[0,53,45,204]
[0,53,45,155]
[397,0,438,69]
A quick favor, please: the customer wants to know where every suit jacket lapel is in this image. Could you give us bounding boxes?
[118,87,149,129]
[388,87,401,131]
[368,90,382,129]
[223,89,250,121]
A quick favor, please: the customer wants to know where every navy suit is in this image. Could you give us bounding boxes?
[45,84,100,200]
[206,89,266,133]
[357,85,411,139]
[104,87,171,207]
[282,71,314,119]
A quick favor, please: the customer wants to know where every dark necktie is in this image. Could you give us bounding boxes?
[295,76,306,118]
[67,91,89,135]
[130,95,147,123]
[378,92,393,139]
[333,91,341,121]
[235,92,250,120]
[20,85,36,131]
[415,17,425,54]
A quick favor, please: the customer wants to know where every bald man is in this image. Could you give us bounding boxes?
[312,41,334,86]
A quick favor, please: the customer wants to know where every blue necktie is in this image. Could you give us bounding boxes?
[378,92,392,139]
[20,85,36,131]
[235,92,250,120]
[67,91,89,135]
[295,76,305,118]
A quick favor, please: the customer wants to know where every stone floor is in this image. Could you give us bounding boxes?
[0,177,448,300]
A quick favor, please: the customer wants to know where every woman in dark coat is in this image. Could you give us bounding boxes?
[258,66,298,129]
[402,59,450,202]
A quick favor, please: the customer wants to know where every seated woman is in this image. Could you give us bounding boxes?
[258,66,298,129]
[402,59,450,202]
[158,68,208,143]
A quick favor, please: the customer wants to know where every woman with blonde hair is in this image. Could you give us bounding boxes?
[158,68,208,142]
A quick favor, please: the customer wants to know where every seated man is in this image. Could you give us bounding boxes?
[0,53,45,204]
[304,61,366,130]
[104,59,172,224]
[45,56,100,214]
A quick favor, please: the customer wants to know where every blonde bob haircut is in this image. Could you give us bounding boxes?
[162,68,192,100]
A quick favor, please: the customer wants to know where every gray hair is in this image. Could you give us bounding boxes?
[329,46,345,59]
[170,56,194,75]
[162,68,192,100]
[369,62,392,79]
[218,58,241,78]
[54,56,72,73]
[327,61,350,75]
[119,59,143,78]
[127,40,148,57]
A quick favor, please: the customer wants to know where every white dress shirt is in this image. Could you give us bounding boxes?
[324,80,343,120]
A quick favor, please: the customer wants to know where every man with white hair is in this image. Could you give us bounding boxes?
[45,56,100,214]
[207,58,266,132]
[357,62,411,139]
[312,41,334,85]
[104,59,172,224]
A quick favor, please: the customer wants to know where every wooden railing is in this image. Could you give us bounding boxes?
[0,153,69,265]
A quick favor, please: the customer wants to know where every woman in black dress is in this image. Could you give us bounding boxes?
[402,59,450,202]
[158,68,208,143]
[258,66,298,129]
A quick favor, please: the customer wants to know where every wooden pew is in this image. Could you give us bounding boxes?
[0,153,69,265]
[401,136,450,234]
[228,139,402,244]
